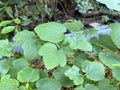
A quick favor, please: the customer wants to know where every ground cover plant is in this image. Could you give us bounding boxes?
[0,0,120,90]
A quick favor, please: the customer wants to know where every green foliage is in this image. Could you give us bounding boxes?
[34,22,67,43]
[0,4,120,89]
[17,67,39,82]
[65,65,84,85]
[0,79,19,90]
[36,78,62,90]
[96,0,120,11]
[39,43,66,69]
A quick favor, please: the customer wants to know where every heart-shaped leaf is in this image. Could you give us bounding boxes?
[34,22,67,43]
[39,43,66,69]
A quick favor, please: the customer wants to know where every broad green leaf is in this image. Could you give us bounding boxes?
[0,60,10,75]
[13,30,35,46]
[22,40,40,60]
[53,66,74,87]
[98,79,117,90]
[67,33,92,51]
[0,39,13,58]
[90,34,117,52]
[13,30,40,59]
[34,22,67,43]
[99,34,117,51]
[0,20,11,27]
[39,43,66,69]
[111,64,120,81]
[4,6,14,18]
[14,18,21,24]
[85,84,98,90]
[99,52,120,68]
[8,58,29,78]
[83,62,105,81]
[65,65,84,85]
[36,78,62,90]
[109,23,120,48]
[96,0,120,11]
[17,67,39,82]
[12,58,29,70]
[1,26,15,34]
[0,79,19,90]
[64,20,84,32]
[82,60,91,72]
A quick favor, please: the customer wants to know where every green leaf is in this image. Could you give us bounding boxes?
[65,65,84,85]
[0,60,10,75]
[67,33,92,51]
[13,30,40,60]
[96,0,120,11]
[36,78,62,90]
[62,45,74,55]
[109,23,120,48]
[99,52,120,68]
[111,64,120,81]
[1,26,15,34]
[99,34,117,51]
[4,6,14,18]
[85,84,98,90]
[17,67,39,82]
[12,58,29,70]
[1,74,10,81]
[22,40,40,60]
[0,20,11,27]
[98,79,117,90]
[64,20,84,32]
[34,22,67,43]
[13,30,35,46]
[39,43,66,69]
[0,79,19,90]
[14,18,21,24]
[18,86,26,90]
[74,86,85,90]
[82,62,105,81]
[0,39,13,58]
[53,66,74,87]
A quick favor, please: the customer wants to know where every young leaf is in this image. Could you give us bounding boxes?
[67,33,92,51]
[64,20,84,32]
[39,43,66,69]
[36,78,62,90]
[17,67,39,82]
[1,26,15,34]
[0,20,11,27]
[82,62,105,81]
[14,18,21,24]
[53,66,74,87]
[34,22,67,43]
[99,52,120,68]
[109,23,120,48]
[0,79,19,90]
[65,65,84,85]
